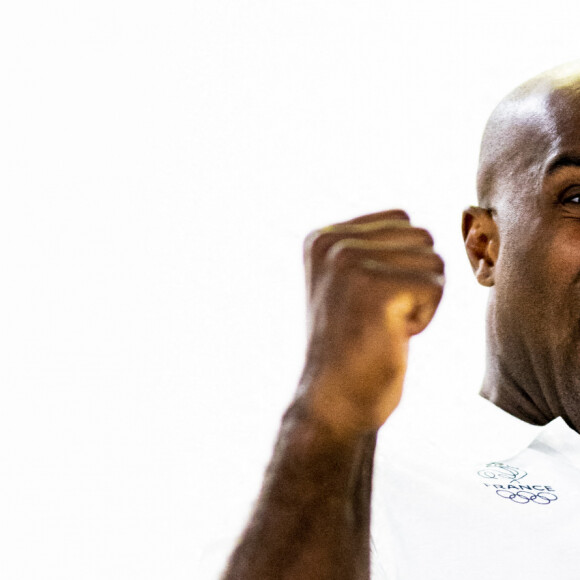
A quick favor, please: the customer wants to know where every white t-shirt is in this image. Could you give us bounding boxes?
[371,392,580,579]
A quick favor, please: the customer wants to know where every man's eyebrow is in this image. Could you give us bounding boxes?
[546,154,580,175]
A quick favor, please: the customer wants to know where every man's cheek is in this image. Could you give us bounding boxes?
[549,227,580,284]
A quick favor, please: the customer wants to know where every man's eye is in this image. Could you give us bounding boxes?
[564,194,580,204]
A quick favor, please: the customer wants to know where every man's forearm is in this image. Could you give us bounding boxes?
[222,209,443,577]
[222,399,377,580]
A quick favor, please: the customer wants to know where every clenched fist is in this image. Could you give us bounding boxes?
[297,210,444,438]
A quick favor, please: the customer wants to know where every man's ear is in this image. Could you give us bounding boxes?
[461,206,499,287]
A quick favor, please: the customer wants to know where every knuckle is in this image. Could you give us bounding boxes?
[430,272,446,292]
[304,229,333,261]
[303,230,319,257]
[431,252,445,273]
[407,269,445,291]
[391,208,410,220]
[415,228,434,245]
[327,239,356,266]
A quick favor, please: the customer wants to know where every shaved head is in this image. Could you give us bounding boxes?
[464,61,580,431]
[477,61,580,210]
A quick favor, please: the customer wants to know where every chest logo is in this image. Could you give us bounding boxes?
[477,462,558,505]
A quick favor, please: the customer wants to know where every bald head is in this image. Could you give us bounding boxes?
[477,61,580,210]
[466,61,580,432]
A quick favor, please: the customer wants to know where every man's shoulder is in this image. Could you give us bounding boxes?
[378,386,551,462]
[371,390,580,580]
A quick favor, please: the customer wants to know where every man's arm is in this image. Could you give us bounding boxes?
[223,210,444,579]
[223,401,376,579]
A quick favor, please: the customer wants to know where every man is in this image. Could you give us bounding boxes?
[222,61,580,579]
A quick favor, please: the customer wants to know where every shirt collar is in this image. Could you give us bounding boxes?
[450,394,580,466]
[381,390,580,466]
[531,416,580,470]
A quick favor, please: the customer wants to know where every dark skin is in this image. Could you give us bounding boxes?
[223,211,444,579]
[466,64,580,431]
[223,62,580,579]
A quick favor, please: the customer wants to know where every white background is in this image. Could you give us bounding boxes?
[0,1,578,578]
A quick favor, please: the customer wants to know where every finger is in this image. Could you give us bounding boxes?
[399,287,443,336]
[384,292,417,337]
[329,237,441,262]
[306,225,434,266]
[359,260,445,288]
[361,265,444,336]
[339,209,410,225]
[319,218,413,236]
[384,289,442,337]
[326,240,444,275]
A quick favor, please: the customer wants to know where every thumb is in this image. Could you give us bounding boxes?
[384,292,416,337]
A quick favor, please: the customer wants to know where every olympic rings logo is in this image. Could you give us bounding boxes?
[496,489,558,505]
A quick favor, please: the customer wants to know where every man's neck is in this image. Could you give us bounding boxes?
[479,357,554,427]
